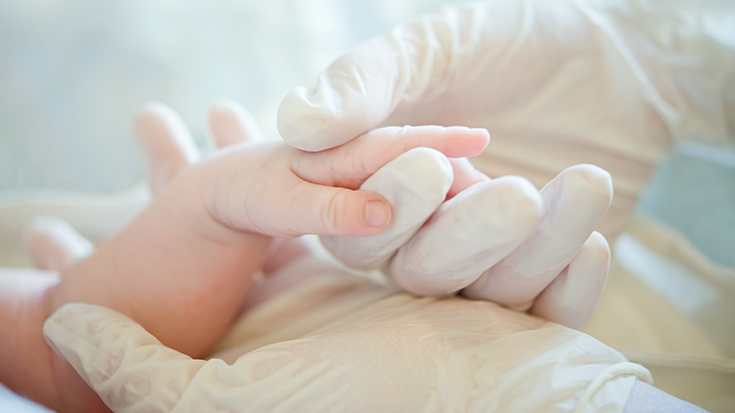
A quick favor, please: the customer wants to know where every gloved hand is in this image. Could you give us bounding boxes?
[277,0,734,324]
[322,157,613,329]
[278,0,733,221]
[43,280,653,413]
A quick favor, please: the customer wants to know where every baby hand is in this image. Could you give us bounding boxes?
[193,125,488,240]
[51,101,489,357]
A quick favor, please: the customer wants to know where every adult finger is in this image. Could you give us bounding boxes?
[530,231,610,328]
[386,176,543,296]
[462,165,613,307]
[207,99,266,148]
[24,216,93,271]
[277,36,403,151]
[134,102,201,196]
[321,148,453,270]
[446,157,492,199]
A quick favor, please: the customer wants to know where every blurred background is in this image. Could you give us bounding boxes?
[0,0,461,194]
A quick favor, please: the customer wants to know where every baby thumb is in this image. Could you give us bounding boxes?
[279,182,393,238]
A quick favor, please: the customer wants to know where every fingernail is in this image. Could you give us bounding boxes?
[365,200,390,228]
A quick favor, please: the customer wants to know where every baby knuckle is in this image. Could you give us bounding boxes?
[322,190,350,233]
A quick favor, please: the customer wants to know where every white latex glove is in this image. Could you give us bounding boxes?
[305,122,613,326]
[278,0,734,232]
[322,157,612,327]
[277,0,734,325]
[43,271,653,413]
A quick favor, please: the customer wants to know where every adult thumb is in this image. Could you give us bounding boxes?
[277,36,402,151]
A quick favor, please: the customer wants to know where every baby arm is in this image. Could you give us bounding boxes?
[0,101,488,412]
[50,124,488,357]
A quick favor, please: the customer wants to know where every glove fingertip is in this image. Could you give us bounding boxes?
[277,88,346,151]
[321,148,452,269]
[530,231,610,328]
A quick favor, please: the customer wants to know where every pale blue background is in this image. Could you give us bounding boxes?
[0,0,458,193]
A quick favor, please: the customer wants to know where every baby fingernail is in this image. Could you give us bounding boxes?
[365,200,390,228]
